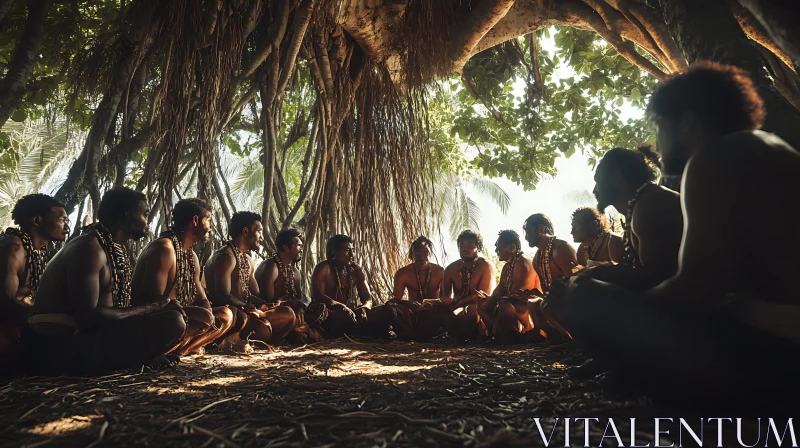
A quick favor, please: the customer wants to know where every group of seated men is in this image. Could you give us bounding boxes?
[1,62,798,401]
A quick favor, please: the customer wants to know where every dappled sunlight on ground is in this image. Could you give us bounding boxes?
[0,340,657,447]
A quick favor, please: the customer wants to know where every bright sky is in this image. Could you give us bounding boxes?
[436,32,647,265]
[437,154,598,265]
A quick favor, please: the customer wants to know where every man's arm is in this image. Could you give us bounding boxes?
[608,234,625,263]
[649,153,733,302]
[552,242,578,279]
[259,261,280,302]
[352,265,372,308]
[0,242,30,309]
[632,189,682,279]
[310,263,339,306]
[439,266,454,304]
[246,255,261,300]
[476,259,495,294]
[130,241,173,306]
[70,242,162,327]
[392,269,407,300]
[208,252,248,308]
[191,251,211,308]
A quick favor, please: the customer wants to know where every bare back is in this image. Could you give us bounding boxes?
[34,234,113,315]
[255,258,303,302]
[131,238,177,303]
[204,246,255,304]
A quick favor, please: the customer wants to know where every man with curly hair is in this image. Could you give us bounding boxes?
[570,207,623,267]
[0,194,69,372]
[524,214,578,294]
[564,63,800,404]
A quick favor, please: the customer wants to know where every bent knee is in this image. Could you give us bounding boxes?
[213,307,235,326]
[160,310,188,341]
[185,307,215,328]
[496,301,517,320]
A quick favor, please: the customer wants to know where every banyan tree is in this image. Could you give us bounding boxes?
[1,0,798,293]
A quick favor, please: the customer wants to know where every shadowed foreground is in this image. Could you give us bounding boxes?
[0,340,663,447]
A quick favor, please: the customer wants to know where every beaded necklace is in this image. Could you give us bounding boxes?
[227,242,251,297]
[535,237,555,291]
[273,254,298,300]
[623,182,655,268]
[459,258,481,299]
[583,232,610,262]
[4,228,46,300]
[87,223,131,308]
[501,252,522,293]
[161,231,196,306]
[413,262,432,300]
[330,260,358,308]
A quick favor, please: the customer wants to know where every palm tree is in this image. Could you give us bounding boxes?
[0,120,83,227]
[435,171,511,241]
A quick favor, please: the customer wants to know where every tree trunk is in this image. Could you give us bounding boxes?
[740,0,800,69]
[659,0,800,148]
[0,0,55,128]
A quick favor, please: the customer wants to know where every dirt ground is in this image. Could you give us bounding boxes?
[0,339,668,447]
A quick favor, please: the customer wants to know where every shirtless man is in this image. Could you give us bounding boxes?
[476,230,545,344]
[256,228,305,305]
[440,230,495,340]
[131,199,233,355]
[386,236,445,340]
[563,63,800,402]
[205,212,295,348]
[523,214,578,293]
[255,228,321,342]
[0,194,69,373]
[23,188,186,375]
[309,234,394,337]
[577,144,683,291]
[570,207,623,267]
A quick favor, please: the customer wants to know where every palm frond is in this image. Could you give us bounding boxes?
[468,177,510,214]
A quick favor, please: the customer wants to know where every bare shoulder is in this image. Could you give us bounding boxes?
[0,235,24,259]
[311,260,331,277]
[141,238,174,261]
[258,258,277,272]
[477,257,494,272]
[68,233,107,266]
[636,185,680,217]
[395,264,413,277]
[553,239,575,255]
[444,260,462,275]
[431,263,445,275]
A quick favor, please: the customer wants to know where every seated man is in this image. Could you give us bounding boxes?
[309,234,394,337]
[570,207,623,267]
[524,214,578,293]
[205,212,295,348]
[23,188,186,375]
[477,230,544,344]
[439,230,495,341]
[255,228,320,342]
[0,194,69,373]
[575,144,683,291]
[563,63,800,403]
[385,236,445,340]
[131,199,233,355]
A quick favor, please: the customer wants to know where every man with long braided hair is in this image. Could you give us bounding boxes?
[205,212,296,350]
[0,194,69,373]
[131,199,234,356]
[477,230,544,344]
[23,188,186,375]
[570,207,623,267]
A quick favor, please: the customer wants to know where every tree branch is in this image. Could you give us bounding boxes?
[460,73,505,124]
[449,0,517,71]
[238,0,291,82]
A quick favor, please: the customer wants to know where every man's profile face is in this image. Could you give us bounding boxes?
[41,206,70,242]
[524,224,539,248]
[656,117,690,176]
[194,212,212,241]
[494,240,514,262]
[289,237,303,262]
[129,200,150,240]
[570,218,591,244]
[248,221,263,251]
[459,239,478,260]
[335,241,354,264]
[593,160,617,212]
